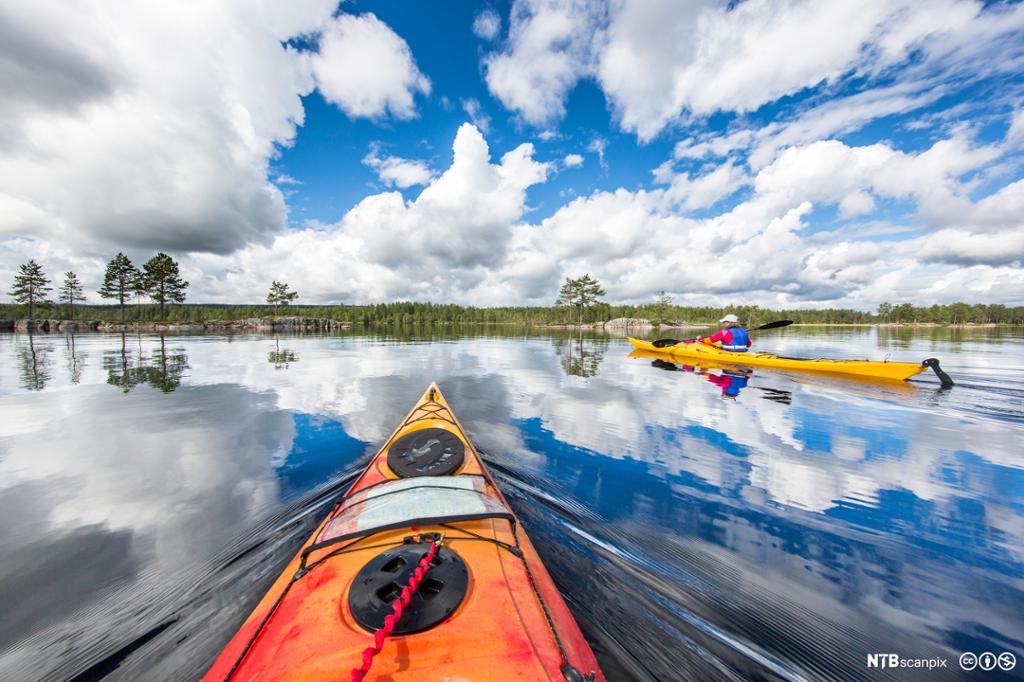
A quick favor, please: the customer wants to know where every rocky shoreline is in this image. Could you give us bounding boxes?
[4,316,351,333]
[538,317,708,330]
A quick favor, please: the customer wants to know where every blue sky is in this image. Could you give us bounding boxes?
[276,1,654,229]
[1,0,1023,307]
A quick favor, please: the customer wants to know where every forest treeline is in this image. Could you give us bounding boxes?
[6,258,1021,325]
[2,300,1021,325]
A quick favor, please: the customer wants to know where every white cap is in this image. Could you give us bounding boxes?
[719,314,739,323]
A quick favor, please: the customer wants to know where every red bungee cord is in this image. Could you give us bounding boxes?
[349,539,441,682]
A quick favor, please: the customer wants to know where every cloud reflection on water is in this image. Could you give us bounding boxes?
[0,330,1020,680]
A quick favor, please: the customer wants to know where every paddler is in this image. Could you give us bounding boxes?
[696,314,751,352]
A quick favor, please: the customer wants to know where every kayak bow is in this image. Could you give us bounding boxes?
[628,337,953,385]
[204,383,604,682]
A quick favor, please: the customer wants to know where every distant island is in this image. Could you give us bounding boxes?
[4,258,1022,330]
[2,300,1021,333]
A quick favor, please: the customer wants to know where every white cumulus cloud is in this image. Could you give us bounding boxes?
[483,0,604,126]
[563,153,584,168]
[461,98,492,132]
[1007,109,1024,149]
[3,123,1021,308]
[362,144,434,188]
[658,161,748,211]
[599,0,985,139]
[473,9,502,40]
[483,0,1024,141]
[1,3,1020,311]
[185,124,551,303]
[0,0,338,256]
[311,13,431,120]
[0,2,434,264]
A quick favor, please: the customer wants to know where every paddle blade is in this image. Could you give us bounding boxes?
[651,339,679,348]
[752,319,793,331]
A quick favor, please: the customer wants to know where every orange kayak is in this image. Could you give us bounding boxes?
[204,383,604,682]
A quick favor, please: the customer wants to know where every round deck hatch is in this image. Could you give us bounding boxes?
[348,542,469,634]
[387,428,465,477]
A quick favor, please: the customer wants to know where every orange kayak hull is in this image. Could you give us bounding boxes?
[203,383,604,682]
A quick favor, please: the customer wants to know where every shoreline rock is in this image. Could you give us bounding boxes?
[537,318,708,331]
[655,320,708,329]
[535,322,606,329]
[604,317,652,329]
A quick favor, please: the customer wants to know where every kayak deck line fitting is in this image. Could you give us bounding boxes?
[350,537,443,681]
[205,383,603,682]
[629,338,954,386]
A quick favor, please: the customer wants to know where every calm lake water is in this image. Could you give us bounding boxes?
[0,327,1021,681]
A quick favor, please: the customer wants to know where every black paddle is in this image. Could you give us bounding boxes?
[651,319,794,348]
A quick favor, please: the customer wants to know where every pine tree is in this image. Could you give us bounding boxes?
[141,253,188,319]
[266,281,298,314]
[556,278,578,322]
[98,253,141,322]
[133,273,147,320]
[655,290,674,324]
[59,271,86,319]
[574,274,606,325]
[555,275,606,325]
[9,260,52,318]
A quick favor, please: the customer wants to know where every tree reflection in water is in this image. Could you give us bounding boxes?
[64,333,87,384]
[104,333,141,393]
[17,333,52,391]
[142,336,189,392]
[267,336,298,370]
[555,332,608,378]
[104,334,189,393]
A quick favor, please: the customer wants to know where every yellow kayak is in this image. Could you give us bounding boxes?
[627,337,951,384]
